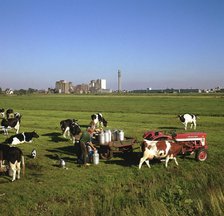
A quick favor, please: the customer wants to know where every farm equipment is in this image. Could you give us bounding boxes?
[143,130,208,161]
[92,130,136,160]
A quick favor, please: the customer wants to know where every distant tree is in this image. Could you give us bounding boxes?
[14,89,27,95]
[0,87,2,94]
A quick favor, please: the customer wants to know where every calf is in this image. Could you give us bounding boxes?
[178,114,198,130]
[0,144,25,181]
[91,113,108,128]
[1,115,22,135]
[5,131,39,145]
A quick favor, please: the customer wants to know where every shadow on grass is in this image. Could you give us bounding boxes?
[42,132,68,143]
[45,144,77,164]
[157,127,179,130]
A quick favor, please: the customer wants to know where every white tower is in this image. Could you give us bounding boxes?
[118,70,121,92]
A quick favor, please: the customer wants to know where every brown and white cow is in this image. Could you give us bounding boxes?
[139,140,186,169]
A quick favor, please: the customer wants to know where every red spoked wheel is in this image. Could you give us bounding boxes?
[195,149,208,161]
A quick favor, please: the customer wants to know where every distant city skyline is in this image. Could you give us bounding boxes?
[0,0,223,90]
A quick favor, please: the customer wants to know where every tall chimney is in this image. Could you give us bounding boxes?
[118,70,121,92]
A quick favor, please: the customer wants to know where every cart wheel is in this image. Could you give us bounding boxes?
[100,146,113,160]
[195,149,208,161]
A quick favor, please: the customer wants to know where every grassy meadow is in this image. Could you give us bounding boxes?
[0,94,224,216]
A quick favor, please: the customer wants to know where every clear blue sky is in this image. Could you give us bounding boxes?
[0,0,223,90]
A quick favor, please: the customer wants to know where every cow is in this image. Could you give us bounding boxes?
[90,113,108,129]
[60,119,78,138]
[0,115,22,135]
[0,144,25,182]
[4,131,39,145]
[139,140,189,169]
[60,119,81,142]
[178,114,198,130]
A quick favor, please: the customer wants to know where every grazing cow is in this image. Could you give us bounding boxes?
[0,144,25,181]
[139,140,171,169]
[60,119,81,142]
[60,119,78,138]
[91,113,108,128]
[178,114,198,130]
[0,115,22,135]
[4,131,39,145]
[139,140,188,169]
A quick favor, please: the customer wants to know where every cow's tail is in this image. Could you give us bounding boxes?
[21,155,25,176]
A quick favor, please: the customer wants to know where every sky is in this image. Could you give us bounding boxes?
[0,0,223,91]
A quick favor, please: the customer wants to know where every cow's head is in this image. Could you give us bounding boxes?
[31,131,39,138]
[102,118,108,127]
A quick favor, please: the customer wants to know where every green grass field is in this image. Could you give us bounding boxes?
[0,94,224,216]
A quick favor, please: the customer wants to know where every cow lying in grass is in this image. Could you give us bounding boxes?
[178,114,198,130]
[4,131,39,145]
[0,144,25,181]
[139,140,187,169]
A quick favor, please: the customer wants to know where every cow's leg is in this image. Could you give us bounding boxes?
[64,127,69,138]
[139,157,147,169]
[10,162,17,182]
[165,156,170,168]
[16,162,21,179]
[174,157,179,166]
[193,121,196,130]
[15,122,20,134]
[184,123,187,130]
[145,159,151,168]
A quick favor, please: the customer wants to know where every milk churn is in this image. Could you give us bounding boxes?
[99,131,105,145]
[112,130,118,141]
[118,130,124,141]
[108,129,112,142]
[93,150,99,165]
[104,130,111,143]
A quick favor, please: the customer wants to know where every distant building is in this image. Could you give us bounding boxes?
[89,79,107,93]
[55,80,73,94]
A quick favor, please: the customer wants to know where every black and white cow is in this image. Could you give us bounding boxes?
[178,114,198,130]
[0,144,25,182]
[0,115,22,135]
[4,131,39,145]
[60,119,81,142]
[91,113,108,128]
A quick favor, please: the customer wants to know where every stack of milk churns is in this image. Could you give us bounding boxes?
[99,129,124,145]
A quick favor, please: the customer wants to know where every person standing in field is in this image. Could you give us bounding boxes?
[76,128,96,166]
